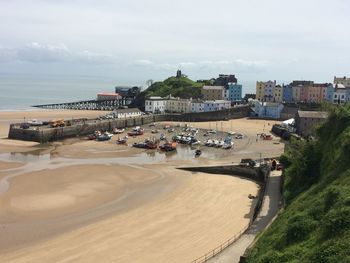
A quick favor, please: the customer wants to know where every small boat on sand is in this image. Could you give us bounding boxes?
[113,128,125,134]
[116,136,128,144]
[195,149,202,157]
[97,132,113,141]
[159,141,177,151]
[128,127,144,136]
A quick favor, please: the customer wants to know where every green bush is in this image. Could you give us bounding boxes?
[286,214,316,243]
[322,207,350,238]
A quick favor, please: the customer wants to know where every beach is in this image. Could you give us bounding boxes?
[0,110,283,262]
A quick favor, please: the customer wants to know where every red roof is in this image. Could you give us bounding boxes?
[97,92,120,96]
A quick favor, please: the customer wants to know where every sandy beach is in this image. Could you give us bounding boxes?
[0,110,283,262]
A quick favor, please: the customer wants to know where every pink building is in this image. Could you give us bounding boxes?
[300,85,309,102]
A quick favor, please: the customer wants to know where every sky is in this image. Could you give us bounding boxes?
[0,0,349,92]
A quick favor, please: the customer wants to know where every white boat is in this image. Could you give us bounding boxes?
[27,119,43,126]
[228,131,236,136]
[223,142,234,149]
[216,140,225,148]
[205,139,213,146]
[113,128,125,134]
[212,140,219,147]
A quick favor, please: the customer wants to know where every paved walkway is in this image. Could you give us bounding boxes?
[207,170,282,263]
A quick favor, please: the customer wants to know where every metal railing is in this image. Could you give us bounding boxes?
[191,223,250,263]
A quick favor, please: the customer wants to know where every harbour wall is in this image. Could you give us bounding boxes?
[8,106,251,143]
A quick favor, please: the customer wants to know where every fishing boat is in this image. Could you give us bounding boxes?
[222,141,234,149]
[113,128,125,134]
[190,138,200,145]
[159,141,177,151]
[128,127,144,136]
[116,136,128,144]
[133,142,146,148]
[145,140,158,149]
[205,139,213,146]
[167,128,175,133]
[87,130,101,140]
[216,140,225,148]
[96,132,113,141]
[151,129,159,134]
[160,133,166,140]
[195,149,202,156]
[212,139,219,147]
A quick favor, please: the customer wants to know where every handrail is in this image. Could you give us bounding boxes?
[190,223,250,263]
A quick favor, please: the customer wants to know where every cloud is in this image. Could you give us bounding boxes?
[131,59,269,73]
[0,42,113,64]
[132,59,154,66]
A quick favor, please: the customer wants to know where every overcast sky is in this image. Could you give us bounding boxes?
[0,0,349,91]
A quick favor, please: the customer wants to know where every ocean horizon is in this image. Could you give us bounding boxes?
[0,74,125,111]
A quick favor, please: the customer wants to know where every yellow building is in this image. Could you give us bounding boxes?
[201,86,225,100]
[308,85,323,103]
[256,81,265,101]
[273,85,283,102]
[166,98,192,113]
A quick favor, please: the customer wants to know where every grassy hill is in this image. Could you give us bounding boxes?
[246,105,350,263]
[131,76,205,109]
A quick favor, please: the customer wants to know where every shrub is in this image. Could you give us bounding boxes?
[324,187,340,212]
[286,214,316,243]
[322,207,350,238]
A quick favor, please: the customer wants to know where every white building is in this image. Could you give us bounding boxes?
[113,108,142,118]
[204,100,231,112]
[254,101,284,119]
[191,100,205,113]
[333,84,348,104]
[145,97,168,113]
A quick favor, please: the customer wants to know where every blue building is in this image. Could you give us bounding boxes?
[227,83,242,102]
[324,84,334,102]
[282,84,293,102]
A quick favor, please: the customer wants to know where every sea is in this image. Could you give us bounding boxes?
[0,74,123,111]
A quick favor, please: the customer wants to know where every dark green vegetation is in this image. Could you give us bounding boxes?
[132,76,204,109]
[247,105,350,263]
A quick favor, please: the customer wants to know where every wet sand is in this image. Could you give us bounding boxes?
[0,110,283,263]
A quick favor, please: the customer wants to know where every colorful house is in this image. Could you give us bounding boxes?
[282,84,293,102]
[273,85,283,102]
[227,83,242,102]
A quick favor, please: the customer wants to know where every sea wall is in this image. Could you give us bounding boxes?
[8,106,251,142]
